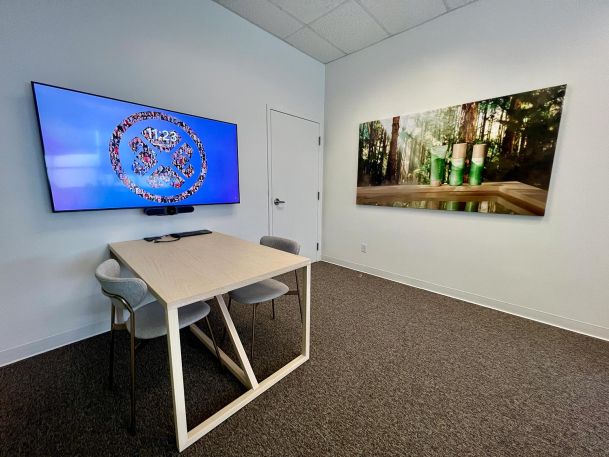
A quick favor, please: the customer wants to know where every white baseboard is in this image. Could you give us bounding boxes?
[2,257,606,367]
[0,320,109,367]
[322,256,609,342]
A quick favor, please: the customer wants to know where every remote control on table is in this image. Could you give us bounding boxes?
[169,229,212,238]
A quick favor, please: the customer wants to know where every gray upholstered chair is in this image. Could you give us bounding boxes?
[227,236,302,362]
[95,259,220,434]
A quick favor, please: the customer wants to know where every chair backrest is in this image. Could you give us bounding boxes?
[260,235,300,255]
[95,259,147,311]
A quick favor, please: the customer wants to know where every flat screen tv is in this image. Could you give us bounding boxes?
[32,82,239,212]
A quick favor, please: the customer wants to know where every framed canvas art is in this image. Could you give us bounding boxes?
[357,85,566,216]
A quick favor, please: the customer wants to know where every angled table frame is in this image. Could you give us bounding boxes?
[109,232,311,452]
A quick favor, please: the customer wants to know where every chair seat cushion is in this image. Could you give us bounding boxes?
[128,300,211,339]
[229,279,289,304]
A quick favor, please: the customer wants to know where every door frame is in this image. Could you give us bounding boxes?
[266,106,322,261]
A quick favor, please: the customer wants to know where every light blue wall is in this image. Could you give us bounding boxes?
[0,0,324,364]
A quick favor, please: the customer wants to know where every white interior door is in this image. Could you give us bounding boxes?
[269,109,320,260]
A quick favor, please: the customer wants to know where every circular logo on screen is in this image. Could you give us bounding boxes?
[109,111,207,203]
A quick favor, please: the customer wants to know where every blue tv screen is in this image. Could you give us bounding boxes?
[32,82,239,212]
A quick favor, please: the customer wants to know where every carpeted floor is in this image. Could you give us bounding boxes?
[1,262,609,456]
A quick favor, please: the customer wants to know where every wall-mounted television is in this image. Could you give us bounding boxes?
[32,82,239,212]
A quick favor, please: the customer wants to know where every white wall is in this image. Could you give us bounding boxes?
[0,0,324,365]
[323,0,609,339]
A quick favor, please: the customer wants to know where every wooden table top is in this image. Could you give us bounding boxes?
[357,181,547,215]
[109,232,310,308]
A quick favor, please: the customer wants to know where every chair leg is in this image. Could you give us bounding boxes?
[109,304,116,389]
[134,340,148,352]
[251,304,257,363]
[205,316,222,368]
[129,315,136,435]
[295,270,303,324]
[221,296,232,343]
[271,299,276,320]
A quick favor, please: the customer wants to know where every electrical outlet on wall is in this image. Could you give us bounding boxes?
[361,242,367,253]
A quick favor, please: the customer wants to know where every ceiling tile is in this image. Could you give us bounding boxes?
[445,0,477,9]
[213,0,303,38]
[359,0,447,34]
[285,27,345,63]
[310,1,388,54]
[269,0,346,24]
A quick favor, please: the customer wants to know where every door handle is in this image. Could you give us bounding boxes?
[274,198,285,205]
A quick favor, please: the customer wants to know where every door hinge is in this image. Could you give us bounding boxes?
[317,191,320,200]
[316,242,319,251]
[318,136,321,146]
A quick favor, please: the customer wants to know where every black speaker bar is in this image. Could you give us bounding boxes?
[143,206,194,216]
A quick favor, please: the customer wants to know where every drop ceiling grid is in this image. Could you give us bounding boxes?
[308,1,389,55]
[267,0,353,60]
[212,0,479,64]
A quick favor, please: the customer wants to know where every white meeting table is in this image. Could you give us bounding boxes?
[109,232,311,452]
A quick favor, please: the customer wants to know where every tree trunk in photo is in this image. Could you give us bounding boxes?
[458,102,479,143]
[368,123,377,177]
[419,123,428,164]
[396,150,403,184]
[501,97,521,156]
[358,124,368,185]
[365,129,370,176]
[385,116,400,184]
[479,104,489,142]
[380,129,387,172]
[409,138,418,176]
[375,129,387,184]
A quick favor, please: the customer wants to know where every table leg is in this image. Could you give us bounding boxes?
[177,265,311,451]
[215,294,259,389]
[165,307,188,451]
[301,264,311,358]
[188,295,260,390]
[189,324,251,388]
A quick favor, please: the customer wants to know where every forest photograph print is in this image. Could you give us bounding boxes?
[357,85,566,216]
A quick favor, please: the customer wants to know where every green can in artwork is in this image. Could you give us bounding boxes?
[469,143,488,186]
[449,159,465,185]
[449,143,467,186]
[445,201,462,211]
[464,201,479,212]
[430,145,447,187]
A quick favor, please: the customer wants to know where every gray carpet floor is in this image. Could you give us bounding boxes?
[1,262,608,456]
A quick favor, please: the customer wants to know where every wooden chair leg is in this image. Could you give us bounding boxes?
[109,304,116,389]
[251,304,257,363]
[129,314,136,435]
